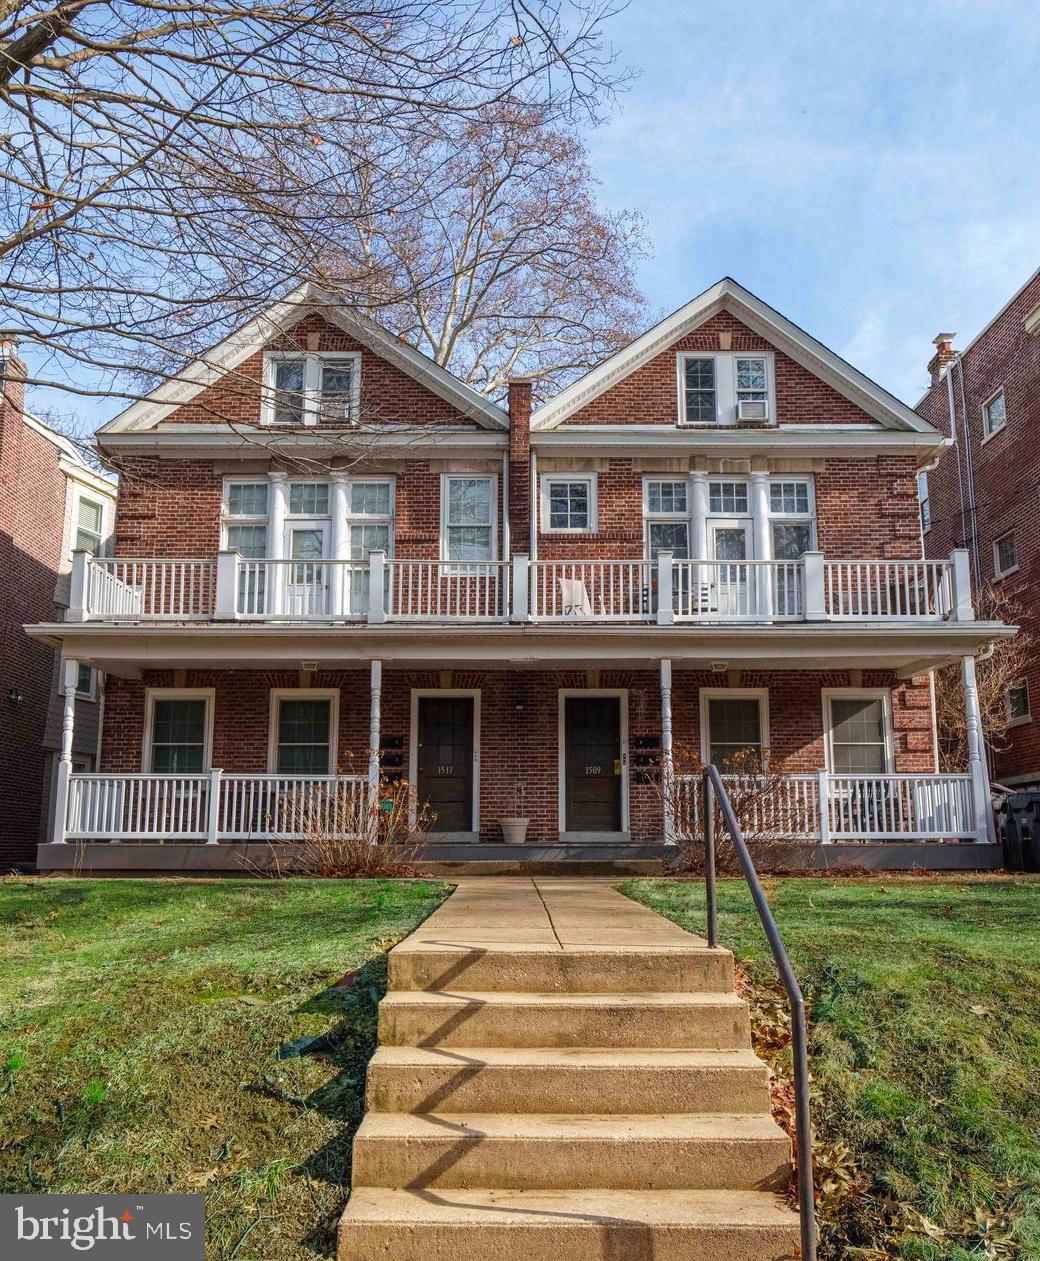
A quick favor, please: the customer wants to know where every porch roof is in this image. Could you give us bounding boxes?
[26,618,1014,679]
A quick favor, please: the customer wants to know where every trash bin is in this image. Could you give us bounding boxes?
[1001,793,1040,872]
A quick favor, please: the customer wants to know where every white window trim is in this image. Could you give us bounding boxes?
[439,472,499,562]
[408,688,482,833]
[221,476,270,555]
[70,485,109,558]
[540,473,598,534]
[676,351,776,427]
[1008,679,1032,728]
[767,475,818,554]
[557,688,629,835]
[260,351,361,427]
[699,688,770,767]
[993,531,1019,580]
[822,688,895,774]
[980,386,1008,442]
[707,478,753,518]
[143,688,215,773]
[346,475,396,558]
[267,688,340,775]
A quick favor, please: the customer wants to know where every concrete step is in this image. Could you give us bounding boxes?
[418,844,669,860]
[415,860,666,876]
[338,1187,800,1261]
[378,990,751,1049]
[351,1111,791,1191]
[366,1046,771,1115]
[388,944,735,994]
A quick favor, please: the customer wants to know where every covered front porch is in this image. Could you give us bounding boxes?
[37,618,1004,869]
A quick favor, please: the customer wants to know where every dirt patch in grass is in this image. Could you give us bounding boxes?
[0,877,449,1259]
[624,875,1040,1261]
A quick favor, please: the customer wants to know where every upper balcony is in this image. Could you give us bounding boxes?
[67,549,976,628]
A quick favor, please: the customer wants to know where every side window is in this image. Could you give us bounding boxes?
[75,495,104,554]
[443,476,494,562]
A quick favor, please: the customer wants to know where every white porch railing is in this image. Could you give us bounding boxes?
[385,559,509,621]
[824,559,953,619]
[62,771,367,843]
[678,770,977,842]
[69,549,970,626]
[673,559,805,621]
[83,558,216,620]
[529,559,653,620]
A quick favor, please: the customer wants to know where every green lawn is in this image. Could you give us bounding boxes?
[624,876,1040,1261]
[0,877,448,1260]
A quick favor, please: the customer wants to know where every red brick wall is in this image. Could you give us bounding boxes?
[567,312,883,427]
[101,668,934,844]
[0,359,71,866]
[921,269,1040,780]
[157,315,478,429]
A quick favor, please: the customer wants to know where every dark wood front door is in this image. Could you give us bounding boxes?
[417,697,474,833]
[564,696,622,832]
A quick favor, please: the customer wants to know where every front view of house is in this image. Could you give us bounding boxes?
[28,278,1013,870]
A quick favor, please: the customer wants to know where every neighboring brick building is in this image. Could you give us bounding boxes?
[918,267,1040,785]
[0,347,116,867]
[26,279,1012,871]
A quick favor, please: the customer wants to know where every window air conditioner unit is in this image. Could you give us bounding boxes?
[737,398,770,423]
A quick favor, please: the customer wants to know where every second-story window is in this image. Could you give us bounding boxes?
[983,388,1007,438]
[542,475,596,533]
[994,531,1018,579]
[917,472,931,532]
[679,352,775,425]
[263,352,360,426]
[348,479,394,612]
[736,357,768,404]
[75,495,104,553]
[709,481,749,514]
[443,475,494,562]
[644,479,690,560]
[224,481,269,558]
[769,479,815,559]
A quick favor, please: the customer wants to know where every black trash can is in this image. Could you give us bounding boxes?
[1001,793,1040,872]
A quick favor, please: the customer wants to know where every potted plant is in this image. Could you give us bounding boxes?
[500,782,530,844]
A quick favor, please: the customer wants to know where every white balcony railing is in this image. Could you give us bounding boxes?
[62,771,367,843]
[385,559,508,621]
[678,770,977,842]
[83,558,216,620]
[529,559,653,620]
[69,549,971,626]
[673,559,804,621]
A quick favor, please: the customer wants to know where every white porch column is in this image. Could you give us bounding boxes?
[330,471,349,617]
[660,659,676,844]
[511,553,529,621]
[51,658,79,842]
[368,660,383,838]
[750,468,772,616]
[951,549,974,621]
[962,654,996,843]
[689,470,709,561]
[268,471,288,616]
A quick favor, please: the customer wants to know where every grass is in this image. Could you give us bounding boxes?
[0,877,449,1259]
[624,875,1040,1260]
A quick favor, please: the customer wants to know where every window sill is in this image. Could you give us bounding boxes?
[1008,715,1033,728]
[994,564,1020,582]
[980,423,1008,447]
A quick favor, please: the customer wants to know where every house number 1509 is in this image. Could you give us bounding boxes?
[584,765,602,775]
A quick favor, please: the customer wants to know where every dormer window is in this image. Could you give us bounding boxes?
[262,351,361,426]
[677,352,774,426]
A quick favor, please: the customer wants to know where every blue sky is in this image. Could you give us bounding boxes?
[585,0,1040,402]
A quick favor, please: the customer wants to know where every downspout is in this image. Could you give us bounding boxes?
[956,357,982,584]
[529,446,538,560]
[501,449,510,559]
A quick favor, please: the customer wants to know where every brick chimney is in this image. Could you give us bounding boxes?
[928,332,958,386]
[507,377,532,555]
[0,342,28,543]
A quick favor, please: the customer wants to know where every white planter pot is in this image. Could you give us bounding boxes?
[500,817,530,844]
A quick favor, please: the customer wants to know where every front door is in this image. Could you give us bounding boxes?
[709,519,752,616]
[417,697,474,833]
[564,696,623,832]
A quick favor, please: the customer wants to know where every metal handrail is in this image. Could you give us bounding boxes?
[702,764,816,1261]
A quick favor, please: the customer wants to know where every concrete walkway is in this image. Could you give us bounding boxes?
[339,879,801,1260]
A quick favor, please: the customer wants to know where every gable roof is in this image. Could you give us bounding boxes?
[99,284,509,434]
[531,277,936,433]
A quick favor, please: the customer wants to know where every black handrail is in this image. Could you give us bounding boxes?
[702,765,817,1261]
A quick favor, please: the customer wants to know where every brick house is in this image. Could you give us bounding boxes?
[1,346,116,868]
[27,279,1012,872]
[918,267,1040,787]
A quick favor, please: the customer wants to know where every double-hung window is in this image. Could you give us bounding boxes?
[74,495,105,554]
[644,479,690,615]
[348,479,394,613]
[443,476,495,562]
[682,357,717,423]
[224,480,269,614]
[542,475,596,533]
[826,693,891,774]
[147,690,212,773]
[768,478,815,614]
[270,690,338,774]
[983,388,1007,438]
[701,690,768,772]
[736,357,769,418]
[1008,680,1031,725]
[994,531,1018,579]
[263,352,360,426]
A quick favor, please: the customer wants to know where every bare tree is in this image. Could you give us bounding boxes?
[935,584,1031,773]
[343,104,648,397]
[0,0,629,412]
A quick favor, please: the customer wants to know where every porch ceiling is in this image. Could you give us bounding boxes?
[26,620,1014,679]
